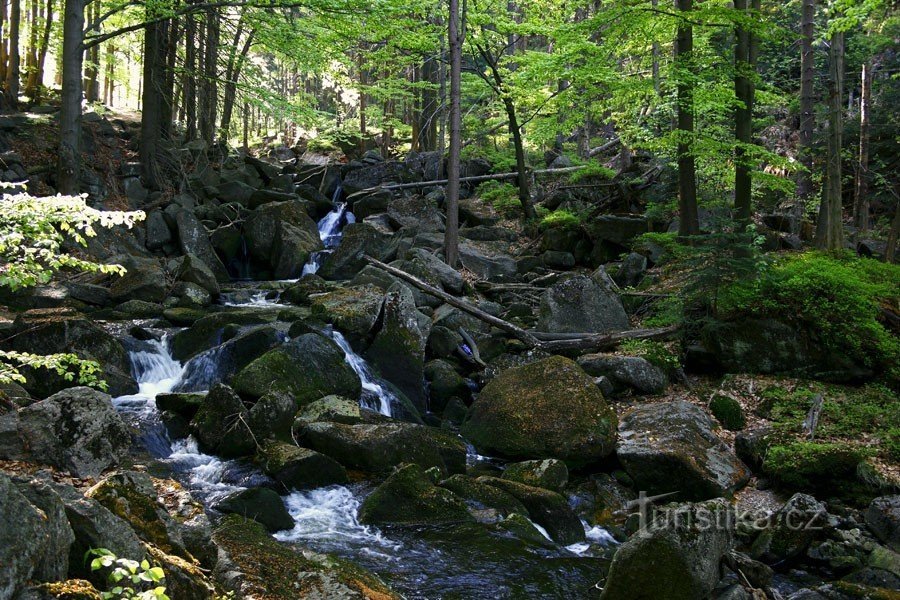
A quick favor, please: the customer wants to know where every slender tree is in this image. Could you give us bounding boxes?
[444,0,462,267]
[57,0,85,194]
[5,0,20,104]
[815,27,844,250]
[853,58,873,232]
[675,0,699,236]
[796,0,816,220]
[734,0,759,229]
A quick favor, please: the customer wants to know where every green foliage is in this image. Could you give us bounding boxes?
[643,295,684,328]
[476,181,520,218]
[722,253,900,381]
[88,549,168,600]
[708,394,746,430]
[619,339,681,374]
[0,188,143,387]
[632,232,688,265]
[539,209,581,231]
[567,162,615,183]
[762,441,871,490]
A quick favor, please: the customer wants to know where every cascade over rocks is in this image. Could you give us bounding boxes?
[190,383,255,457]
[232,333,361,403]
[615,401,751,501]
[320,222,391,280]
[476,477,584,545]
[462,355,617,466]
[215,487,295,533]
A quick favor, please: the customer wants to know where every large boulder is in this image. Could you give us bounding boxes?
[458,243,518,281]
[502,459,568,492]
[244,200,319,263]
[175,325,284,392]
[867,496,900,552]
[0,473,67,598]
[190,384,255,457]
[477,476,584,545]
[358,464,473,525]
[215,488,294,533]
[295,421,467,474]
[751,493,827,563]
[175,253,220,296]
[461,356,617,466]
[366,288,429,412]
[577,353,668,395]
[109,259,167,303]
[174,209,230,282]
[616,401,751,501]
[9,474,76,583]
[423,359,470,413]
[437,474,527,518]
[386,196,444,233]
[259,442,349,490]
[309,285,384,340]
[537,274,629,334]
[16,387,131,477]
[6,314,137,398]
[319,223,389,280]
[232,334,361,404]
[170,309,279,361]
[600,499,734,600]
[406,248,464,295]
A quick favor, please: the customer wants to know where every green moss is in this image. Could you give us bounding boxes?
[762,441,870,490]
[38,580,103,599]
[539,209,581,231]
[475,181,520,218]
[619,339,681,375]
[708,394,745,431]
[358,464,474,525]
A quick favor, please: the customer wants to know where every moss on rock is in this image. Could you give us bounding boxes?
[358,464,474,525]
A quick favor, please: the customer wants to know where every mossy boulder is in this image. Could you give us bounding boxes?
[259,442,349,490]
[232,333,361,403]
[477,476,584,545]
[155,392,206,419]
[600,500,735,600]
[438,474,527,518]
[170,309,278,361]
[537,274,629,334]
[212,514,398,599]
[424,359,471,413]
[762,441,868,493]
[708,394,746,430]
[247,392,297,442]
[498,513,555,547]
[189,384,255,457]
[461,356,617,466]
[294,395,362,425]
[87,471,188,558]
[616,401,751,501]
[309,285,384,340]
[867,496,900,552]
[577,353,668,395]
[750,493,827,563]
[215,487,294,533]
[358,464,474,525]
[319,222,390,281]
[295,421,467,474]
[502,459,569,492]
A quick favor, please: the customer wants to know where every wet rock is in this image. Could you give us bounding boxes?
[215,487,294,533]
[0,473,71,597]
[537,274,629,334]
[600,499,734,600]
[359,464,473,525]
[320,223,390,280]
[577,353,667,395]
[109,259,166,304]
[232,334,361,404]
[15,387,130,477]
[424,359,470,413]
[462,356,617,466]
[477,477,584,545]
[502,459,569,492]
[259,442,349,490]
[156,392,206,419]
[176,324,284,390]
[175,253,220,296]
[351,190,390,220]
[169,309,279,360]
[87,471,188,557]
[438,474,527,517]
[213,513,398,599]
[174,209,230,282]
[294,395,361,425]
[172,281,212,308]
[309,285,383,340]
[296,421,466,474]
[750,493,828,563]
[247,392,296,441]
[866,496,900,552]
[190,384,255,458]
[366,288,429,412]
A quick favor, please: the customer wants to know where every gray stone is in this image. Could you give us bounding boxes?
[10,474,75,582]
[190,384,255,458]
[175,209,230,282]
[0,473,56,598]
[215,487,294,533]
[145,209,173,251]
[577,353,667,395]
[175,253,220,296]
[538,274,629,334]
[867,496,900,552]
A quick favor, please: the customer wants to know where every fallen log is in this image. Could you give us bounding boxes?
[365,256,680,353]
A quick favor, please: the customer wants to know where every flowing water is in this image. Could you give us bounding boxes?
[301,184,354,276]
[331,330,396,417]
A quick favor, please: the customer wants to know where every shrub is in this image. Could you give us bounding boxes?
[476,181,520,218]
[709,394,746,430]
[619,339,681,374]
[88,549,168,600]
[539,209,581,231]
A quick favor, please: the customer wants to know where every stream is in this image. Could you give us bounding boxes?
[110,186,613,598]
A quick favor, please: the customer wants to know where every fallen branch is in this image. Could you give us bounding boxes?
[587,137,621,157]
[803,394,825,440]
[365,256,679,353]
[347,165,589,199]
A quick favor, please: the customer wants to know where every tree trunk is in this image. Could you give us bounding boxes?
[885,195,899,264]
[220,27,254,141]
[853,59,872,232]
[796,0,816,218]
[1,0,8,87]
[505,97,536,219]
[199,6,219,145]
[57,0,84,194]
[444,0,461,267]
[184,5,197,140]
[24,0,51,100]
[5,0,20,105]
[733,0,756,229]
[815,30,844,250]
[140,16,167,190]
[82,0,98,102]
[675,0,699,236]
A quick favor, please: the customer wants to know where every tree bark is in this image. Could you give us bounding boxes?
[733,0,757,229]
[444,0,461,267]
[24,0,51,100]
[796,0,816,218]
[220,26,254,141]
[853,59,872,232]
[5,0,21,105]
[675,0,699,236]
[139,15,168,190]
[199,6,219,145]
[184,4,197,140]
[885,194,899,264]
[815,29,844,250]
[57,0,84,194]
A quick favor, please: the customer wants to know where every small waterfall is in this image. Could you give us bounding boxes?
[302,183,353,276]
[330,330,395,417]
[220,290,281,307]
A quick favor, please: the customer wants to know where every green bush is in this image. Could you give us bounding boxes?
[619,339,681,374]
[476,181,520,218]
[539,209,581,231]
[721,252,900,383]
[709,394,746,430]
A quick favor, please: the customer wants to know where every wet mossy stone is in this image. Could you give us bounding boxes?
[709,394,746,430]
[232,333,361,404]
[358,464,474,525]
[155,392,206,419]
[86,471,189,558]
[461,355,617,466]
[424,359,470,413]
[476,476,584,545]
[295,421,467,474]
[438,474,527,517]
[246,392,297,441]
[259,442,349,490]
[215,487,294,533]
[170,309,279,361]
[502,459,569,492]
[498,512,555,547]
[750,493,827,563]
[309,284,384,340]
[189,384,255,458]
[294,395,362,425]
[213,514,399,599]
